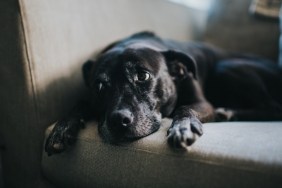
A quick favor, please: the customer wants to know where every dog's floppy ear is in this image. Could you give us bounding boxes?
[82,60,95,87]
[162,50,197,80]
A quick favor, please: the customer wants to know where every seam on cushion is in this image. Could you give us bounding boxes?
[18,1,40,126]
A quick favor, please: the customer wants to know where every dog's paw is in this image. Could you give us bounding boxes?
[167,116,203,149]
[45,119,84,156]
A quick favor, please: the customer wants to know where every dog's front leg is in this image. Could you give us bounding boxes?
[45,101,93,156]
[167,101,214,148]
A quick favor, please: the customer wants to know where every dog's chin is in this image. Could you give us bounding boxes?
[98,120,161,144]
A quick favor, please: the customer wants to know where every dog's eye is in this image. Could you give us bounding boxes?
[136,71,150,82]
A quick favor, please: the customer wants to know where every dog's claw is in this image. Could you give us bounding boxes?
[215,108,235,122]
[52,143,64,151]
[167,116,203,149]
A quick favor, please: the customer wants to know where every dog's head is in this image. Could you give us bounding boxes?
[83,46,196,143]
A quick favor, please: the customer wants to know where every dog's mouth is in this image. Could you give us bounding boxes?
[98,115,161,144]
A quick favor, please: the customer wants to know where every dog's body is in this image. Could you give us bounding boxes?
[45,32,282,155]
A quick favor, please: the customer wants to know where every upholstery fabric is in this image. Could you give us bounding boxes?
[204,0,280,61]
[0,0,203,187]
[0,0,53,187]
[42,120,282,188]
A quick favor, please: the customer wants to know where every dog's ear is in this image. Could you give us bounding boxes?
[82,60,95,87]
[162,50,197,80]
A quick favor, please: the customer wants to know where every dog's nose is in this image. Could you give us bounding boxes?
[110,109,133,127]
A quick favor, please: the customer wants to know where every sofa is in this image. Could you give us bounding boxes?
[0,0,281,187]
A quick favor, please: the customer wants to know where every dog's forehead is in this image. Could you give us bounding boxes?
[95,47,165,82]
[120,48,163,72]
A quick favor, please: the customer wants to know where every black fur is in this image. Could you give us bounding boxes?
[45,31,282,155]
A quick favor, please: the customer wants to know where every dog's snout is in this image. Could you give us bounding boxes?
[111,109,133,127]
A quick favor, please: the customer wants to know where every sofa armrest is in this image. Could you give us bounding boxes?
[42,120,282,188]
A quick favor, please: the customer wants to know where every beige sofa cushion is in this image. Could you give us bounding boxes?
[42,120,282,188]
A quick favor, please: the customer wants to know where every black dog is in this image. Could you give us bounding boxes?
[45,31,282,155]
